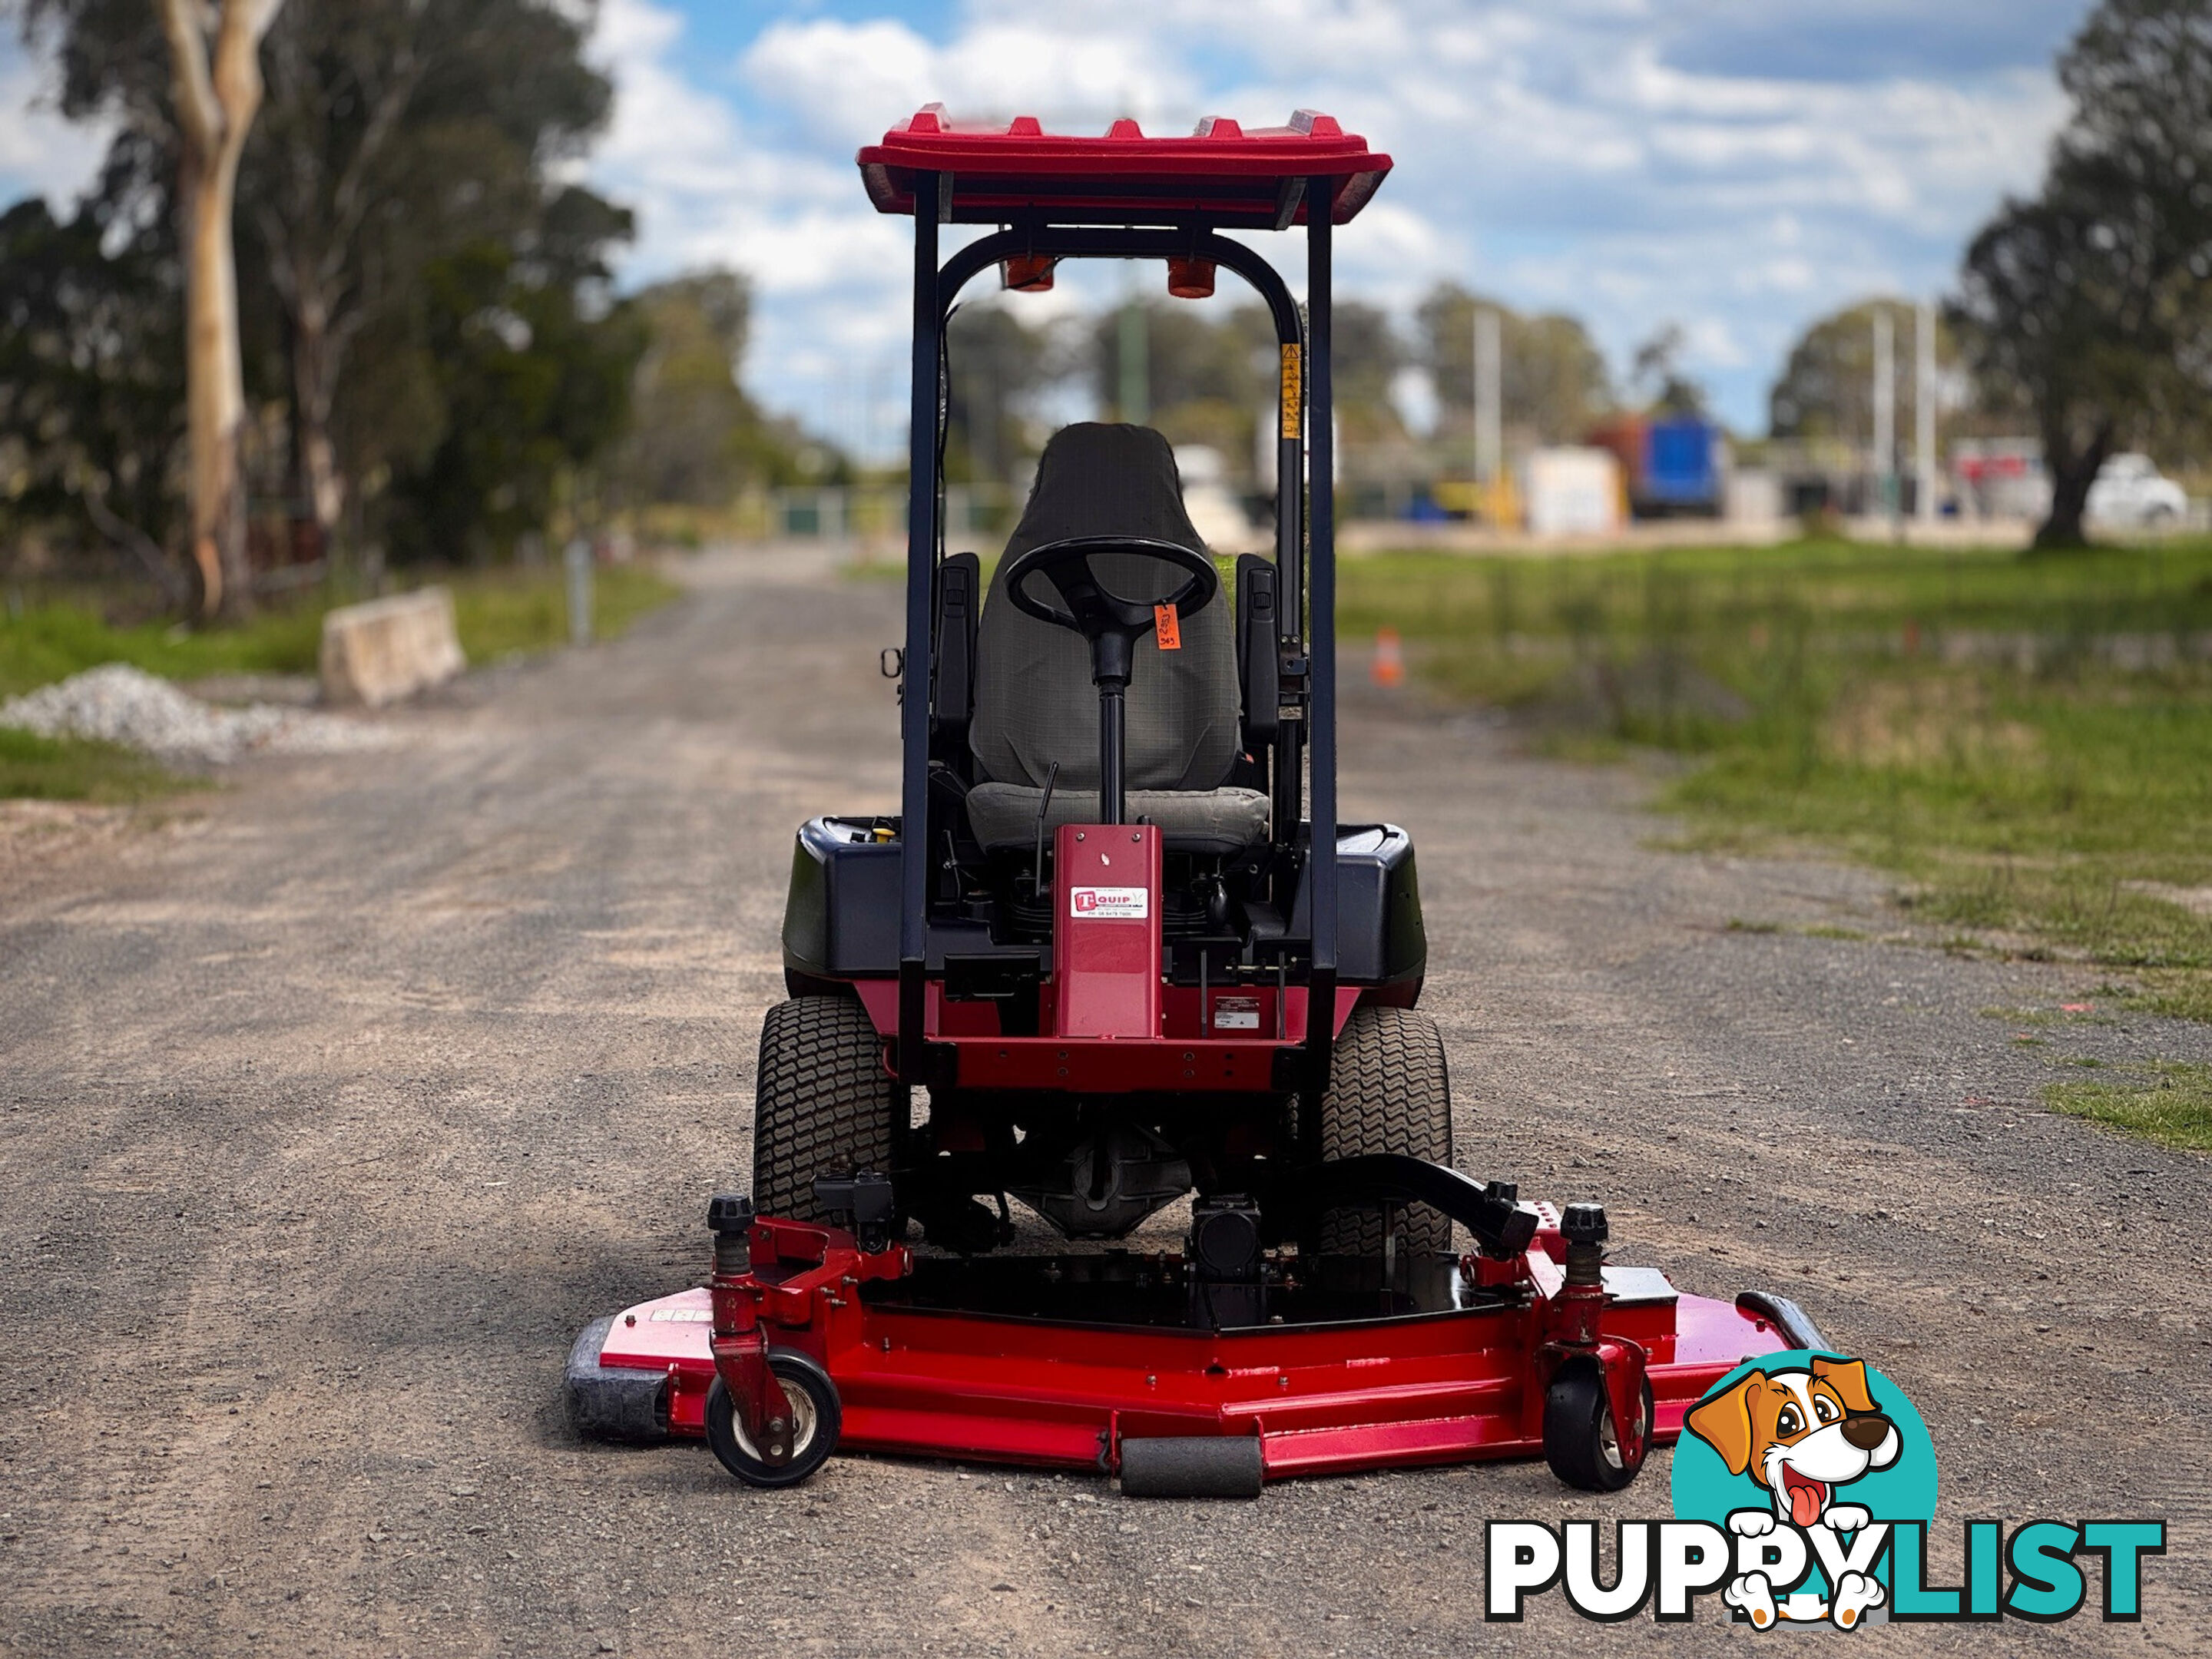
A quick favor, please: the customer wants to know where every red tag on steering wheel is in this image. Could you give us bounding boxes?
[1154,603,1182,650]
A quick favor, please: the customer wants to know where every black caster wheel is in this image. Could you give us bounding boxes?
[1543,1363,1652,1493]
[704,1349,841,1488]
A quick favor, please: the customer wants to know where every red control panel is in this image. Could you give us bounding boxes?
[1053,823,1163,1039]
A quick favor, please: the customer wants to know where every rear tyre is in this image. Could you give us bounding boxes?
[1543,1363,1651,1493]
[752,995,898,1223]
[1302,1005,1454,1257]
[704,1349,841,1488]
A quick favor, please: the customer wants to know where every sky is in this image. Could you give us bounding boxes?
[1,0,2097,452]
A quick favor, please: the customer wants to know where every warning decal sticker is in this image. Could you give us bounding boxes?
[1211,995,1261,1031]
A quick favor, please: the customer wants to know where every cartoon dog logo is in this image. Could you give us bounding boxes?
[1685,1356,1903,1629]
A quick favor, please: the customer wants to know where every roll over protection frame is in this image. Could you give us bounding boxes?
[893,184,1343,1098]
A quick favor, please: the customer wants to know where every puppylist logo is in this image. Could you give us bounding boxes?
[1487,1352,2165,1627]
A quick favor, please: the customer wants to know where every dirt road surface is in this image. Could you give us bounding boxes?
[4,551,2207,1657]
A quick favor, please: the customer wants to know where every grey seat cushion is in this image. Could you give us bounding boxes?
[969,423,1244,795]
[967,781,1271,856]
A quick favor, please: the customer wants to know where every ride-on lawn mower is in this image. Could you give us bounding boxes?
[568,108,1816,1498]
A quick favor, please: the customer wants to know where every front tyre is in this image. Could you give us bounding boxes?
[1303,1005,1455,1257]
[704,1349,841,1488]
[752,995,899,1222]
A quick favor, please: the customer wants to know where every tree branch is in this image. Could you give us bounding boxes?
[153,0,221,157]
[81,478,190,606]
[210,0,283,168]
[324,39,423,273]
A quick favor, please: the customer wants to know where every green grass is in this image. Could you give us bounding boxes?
[0,563,682,800]
[0,599,326,698]
[0,727,197,803]
[1,564,682,699]
[445,563,680,661]
[2045,1062,2212,1151]
[1342,536,2212,1019]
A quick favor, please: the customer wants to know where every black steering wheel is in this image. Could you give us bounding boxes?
[1000,535,1219,670]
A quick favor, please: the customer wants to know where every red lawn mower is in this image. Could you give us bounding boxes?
[568,107,1814,1498]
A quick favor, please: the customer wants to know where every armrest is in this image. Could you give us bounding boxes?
[930,551,980,740]
[1234,554,1280,747]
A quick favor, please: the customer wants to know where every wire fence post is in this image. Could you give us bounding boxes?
[565,538,594,647]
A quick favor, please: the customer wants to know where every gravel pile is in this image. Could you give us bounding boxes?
[0,663,396,764]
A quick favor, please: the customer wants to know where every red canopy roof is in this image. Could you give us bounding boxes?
[857,108,1391,229]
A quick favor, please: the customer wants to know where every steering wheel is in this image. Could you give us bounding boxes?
[1000,535,1219,670]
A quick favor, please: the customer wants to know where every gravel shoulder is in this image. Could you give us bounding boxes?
[2,548,2207,1657]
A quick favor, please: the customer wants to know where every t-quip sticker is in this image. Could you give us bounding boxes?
[1070,886,1149,920]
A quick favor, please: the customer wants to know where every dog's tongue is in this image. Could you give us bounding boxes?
[1785,1472,1826,1528]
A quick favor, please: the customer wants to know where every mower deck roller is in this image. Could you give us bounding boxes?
[1118,1438,1265,1500]
[570,107,1824,1495]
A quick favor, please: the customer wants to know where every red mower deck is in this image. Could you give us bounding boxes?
[568,1204,1815,1495]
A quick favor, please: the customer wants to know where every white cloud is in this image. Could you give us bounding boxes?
[0,41,111,210]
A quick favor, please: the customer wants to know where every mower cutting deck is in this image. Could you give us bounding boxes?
[569,1181,1819,1495]
[569,107,1827,1497]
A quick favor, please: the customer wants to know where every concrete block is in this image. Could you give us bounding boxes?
[319,588,465,707]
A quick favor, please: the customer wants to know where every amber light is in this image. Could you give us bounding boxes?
[1166,257,1216,300]
[1000,255,1058,293]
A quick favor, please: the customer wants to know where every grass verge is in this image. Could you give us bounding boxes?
[446,564,680,662]
[0,727,199,803]
[0,563,681,800]
[2045,1062,2212,1151]
[1342,536,2212,1018]
[1,563,682,698]
[0,598,325,698]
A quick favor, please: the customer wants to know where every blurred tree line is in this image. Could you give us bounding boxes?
[0,0,806,607]
[1769,301,1951,446]
[941,284,1618,498]
[8,0,2199,596]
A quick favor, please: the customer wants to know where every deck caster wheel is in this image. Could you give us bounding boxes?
[1543,1363,1651,1494]
[704,1349,841,1488]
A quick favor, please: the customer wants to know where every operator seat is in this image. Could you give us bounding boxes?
[965,423,1271,856]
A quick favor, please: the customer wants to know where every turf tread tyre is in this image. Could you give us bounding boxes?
[1306,1005,1454,1257]
[752,995,897,1223]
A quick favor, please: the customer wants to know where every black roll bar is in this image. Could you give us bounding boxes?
[934,227,1306,626]
[896,173,941,1076]
[1303,179,1338,1101]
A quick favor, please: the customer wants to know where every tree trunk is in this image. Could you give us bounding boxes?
[157,0,285,618]
[2034,420,2113,551]
[181,135,250,614]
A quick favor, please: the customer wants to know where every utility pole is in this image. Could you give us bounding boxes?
[1916,300,1939,528]
[1118,286,1148,426]
[1474,306,1502,520]
[1873,306,1897,538]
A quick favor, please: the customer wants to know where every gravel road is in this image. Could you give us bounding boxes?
[3,548,2207,1657]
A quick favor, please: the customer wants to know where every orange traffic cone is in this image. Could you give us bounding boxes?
[1371,626,1405,688]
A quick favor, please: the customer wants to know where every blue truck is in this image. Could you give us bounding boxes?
[1639,416,1725,516]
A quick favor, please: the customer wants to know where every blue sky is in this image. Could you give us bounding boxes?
[2,0,2094,450]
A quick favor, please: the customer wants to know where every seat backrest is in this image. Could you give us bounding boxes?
[969,423,1240,793]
